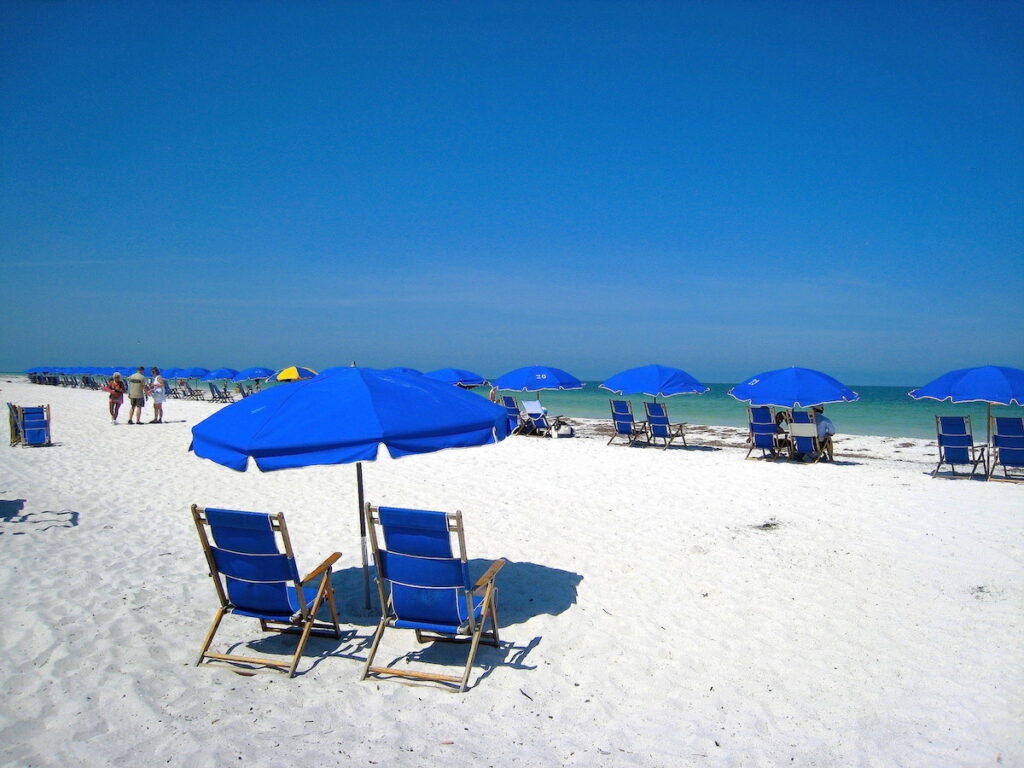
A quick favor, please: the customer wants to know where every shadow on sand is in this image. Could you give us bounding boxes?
[0,499,79,535]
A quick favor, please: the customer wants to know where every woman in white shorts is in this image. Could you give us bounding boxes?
[148,367,167,423]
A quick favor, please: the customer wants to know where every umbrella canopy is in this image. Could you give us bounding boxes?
[160,367,182,379]
[232,366,275,382]
[728,366,859,408]
[600,364,709,398]
[385,367,422,376]
[179,367,210,378]
[908,366,1024,406]
[424,368,489,388]
[268,365,318,382]
[199,368,238,382]
[494,365,583,391]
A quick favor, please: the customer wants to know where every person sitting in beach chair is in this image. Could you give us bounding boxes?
[932,415,987,479]
[987,416,1023,482]
[191,505,342,677]
[745,406,786,459]
[362,504,504,693]
[644,401,687,449]
[608,399,647,446]
[522,399,568,437]
[789,409,833,462]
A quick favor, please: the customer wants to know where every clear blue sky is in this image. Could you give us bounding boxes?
[2,1,1022,385]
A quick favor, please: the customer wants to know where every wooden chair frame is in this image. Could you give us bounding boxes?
[191,504,342,677]
[789,416,832,463]
[745,406,788,459]
[643,401,687,449]
[362,504,504,693]
[607,400,648,446]
[933,415,987,479]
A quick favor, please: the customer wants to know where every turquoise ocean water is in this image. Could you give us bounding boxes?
[487,382,1022,440]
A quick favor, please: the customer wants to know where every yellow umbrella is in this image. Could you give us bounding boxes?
[268,366,318,382]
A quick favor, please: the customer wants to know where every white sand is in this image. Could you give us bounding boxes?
[1,377,1021,767]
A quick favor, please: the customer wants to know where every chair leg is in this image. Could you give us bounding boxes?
[459,624,485,693]
[324,579,342,638]
[196,607,227,666]
[361,618,388,681]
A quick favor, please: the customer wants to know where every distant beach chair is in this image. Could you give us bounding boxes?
[363,504,503,693]
[644,401,687,449]
[522,399,567,437]
[932,415,986,479]
[607,399,647,446]
[191,505,342,677]
[500,395,525,435]
[181,381,206,400]
[789,410,832,463]
[208,383,235,403]
[987,416,1024,483]
[745,406,784,459]
[8,403,52,447]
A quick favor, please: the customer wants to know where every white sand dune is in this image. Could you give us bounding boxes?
[1,377,1021,767]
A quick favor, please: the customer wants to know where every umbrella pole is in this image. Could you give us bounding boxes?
[357,461,370,609]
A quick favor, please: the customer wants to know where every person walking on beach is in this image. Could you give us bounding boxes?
[126,366,147,425]
[147,367,166,423]
[106,371,126,424]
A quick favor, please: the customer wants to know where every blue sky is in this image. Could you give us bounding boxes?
[2,1,1022,384]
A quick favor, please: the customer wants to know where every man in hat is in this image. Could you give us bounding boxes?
[812,405,836,461]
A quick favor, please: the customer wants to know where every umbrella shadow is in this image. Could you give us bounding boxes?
[0,499,79,535]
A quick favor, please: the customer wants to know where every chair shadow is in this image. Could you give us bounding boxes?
[656,444,720,452]
[0,499,79,535]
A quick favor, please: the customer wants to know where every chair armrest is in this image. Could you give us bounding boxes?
[302,552,341,584]
[471,558,506,593]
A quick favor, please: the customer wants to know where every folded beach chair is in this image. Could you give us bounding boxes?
[181,381,206,400]
[987,416,1024,483]
[607,399,648,446]
[789,410,831,463]
[522,399,566,438]
[191,505,342,677]
[933,415,987,479]
[644,401,687,449]
[363,504,504,692]
[500,395,525,435]
[208,383,236,403]
[745,406,784,459]
[8,403,52,447]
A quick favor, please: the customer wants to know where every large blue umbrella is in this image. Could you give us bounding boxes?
[424,368,489,388]
[199,368,238,382]
[385,366,422,376]
[190,367,509,606]
[494,365,583,391]
[728,366,859,408]
[909,365,1024,442]
[600,364,709,399]
[180,367,210,379]
[232,366,275,382]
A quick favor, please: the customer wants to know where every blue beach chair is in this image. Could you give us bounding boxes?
[208,383,235,403]
[988,416,1024,483]
[745,406,784,459]
[191,505,342,677]
[608,399,648,446]
[500,395,524,435]
[932,416,987,479]
[790,410,832,463]
[7,403,51,447]
[522,399,567,438]
[363,505,504,692]
[644,401,687,449]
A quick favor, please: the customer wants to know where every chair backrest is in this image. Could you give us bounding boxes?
[936,415,974,465]
[20,406,50,446]
[500,395,520,418]
[992,416,1024,468]
[522,399,543,417]
[609,400,635,435]
[644,401,674,438]
[209,383,220,397]
[748,406,774,425]
[789,414,819,453]
[192,506,305,621]
[368,506,473,631]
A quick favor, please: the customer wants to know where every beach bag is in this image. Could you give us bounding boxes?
[553,422,574,438]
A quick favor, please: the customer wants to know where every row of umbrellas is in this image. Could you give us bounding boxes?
[25,365,317,383]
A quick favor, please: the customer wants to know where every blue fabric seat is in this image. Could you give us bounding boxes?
[745,406,784,459]
[643,401,687,449]
[7,403,51,447]
[192,505,342,677]
[988,416,1024,482]
[933,416,987,479]
[501,395,524,434]
[363,505,505,692]
[608,399,648,446]
[789,410,831,463]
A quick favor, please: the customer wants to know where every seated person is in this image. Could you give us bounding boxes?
[812,405,836,460]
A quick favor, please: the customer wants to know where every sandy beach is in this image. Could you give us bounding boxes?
[1,376,1021,767]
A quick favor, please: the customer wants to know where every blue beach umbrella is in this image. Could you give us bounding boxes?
[232,366,275,382]
[161,367,182,379]
[600,364,709,400]
[190,367,509,606]
[199,368,238,382]
[728,366,859,408]
[180,367,210,379]
[385,367,422,376]
[494,365,583,392]
[909,365,1024,442]
[424,368,489,388]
